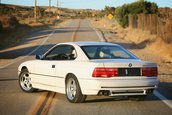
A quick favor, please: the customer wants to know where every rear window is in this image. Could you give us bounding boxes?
[81,45,137,59]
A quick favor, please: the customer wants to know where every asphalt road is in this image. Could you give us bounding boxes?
[0,19,172,115]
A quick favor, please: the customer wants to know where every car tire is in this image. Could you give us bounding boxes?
[19,69,35,93]
[128,95,147,101]
[65,75,87,103]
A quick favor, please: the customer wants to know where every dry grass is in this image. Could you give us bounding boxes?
[0,16,63,50]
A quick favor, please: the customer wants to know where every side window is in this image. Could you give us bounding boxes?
[43,45,77,60]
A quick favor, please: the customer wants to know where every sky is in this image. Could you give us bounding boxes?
[1,0,172,10]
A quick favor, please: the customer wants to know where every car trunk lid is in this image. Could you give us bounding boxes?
[91,59,157,77]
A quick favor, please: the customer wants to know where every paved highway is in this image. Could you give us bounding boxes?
[0,19,172,115]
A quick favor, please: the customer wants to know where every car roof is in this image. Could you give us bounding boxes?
[60,42,120,46]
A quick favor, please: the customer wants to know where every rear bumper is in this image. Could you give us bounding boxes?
[79,77,159,96]
[98,86,156,96]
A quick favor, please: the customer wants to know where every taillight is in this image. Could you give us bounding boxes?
[92,68,118,78]
[142,67,158,77]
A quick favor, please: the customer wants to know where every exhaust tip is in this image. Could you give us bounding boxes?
[98,90,110,96]
[146,89,154,94]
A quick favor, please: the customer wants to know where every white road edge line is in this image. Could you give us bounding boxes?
[88,19,172,110]
[154,90,172,109]
[94,29,105,42]
[0,29,56,69]
[87,20,105,42]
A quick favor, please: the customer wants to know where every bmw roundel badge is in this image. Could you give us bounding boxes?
[128,63,132,67]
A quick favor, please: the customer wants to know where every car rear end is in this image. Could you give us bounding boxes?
[78,43,159,97]
[90,59,159,97]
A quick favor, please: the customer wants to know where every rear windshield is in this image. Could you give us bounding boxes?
[81,45,137,59]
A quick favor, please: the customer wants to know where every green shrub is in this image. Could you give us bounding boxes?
[115,0,158,27]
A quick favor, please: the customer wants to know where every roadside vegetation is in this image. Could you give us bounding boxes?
[0,4,96,50]
[115,0,158,27]
[0,4,57,50]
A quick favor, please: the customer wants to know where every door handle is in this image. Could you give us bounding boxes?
[52,65,55,68]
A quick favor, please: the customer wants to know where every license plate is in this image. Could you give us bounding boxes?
[118,68,141,76]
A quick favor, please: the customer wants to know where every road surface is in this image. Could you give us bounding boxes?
[0,19,172,115]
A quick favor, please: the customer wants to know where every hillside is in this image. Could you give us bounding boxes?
[0,3,100,50]
[0,4,58,49]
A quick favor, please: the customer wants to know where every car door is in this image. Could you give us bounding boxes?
[31,60,57,87]
[32,44,76,88]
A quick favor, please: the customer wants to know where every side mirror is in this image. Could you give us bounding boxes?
[35,55,43,60]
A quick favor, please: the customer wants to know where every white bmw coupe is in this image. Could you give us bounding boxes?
[18,42,159,103]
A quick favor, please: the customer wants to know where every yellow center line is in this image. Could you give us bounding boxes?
[72,19,81,41]
[41,92,56,115]
[29,92,49,115]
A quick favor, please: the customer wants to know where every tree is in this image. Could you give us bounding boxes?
[115,0,158,27]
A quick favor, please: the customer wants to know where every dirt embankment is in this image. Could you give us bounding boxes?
[115,27,172,62]
[0,15,19,29]
[90,18,172,82]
